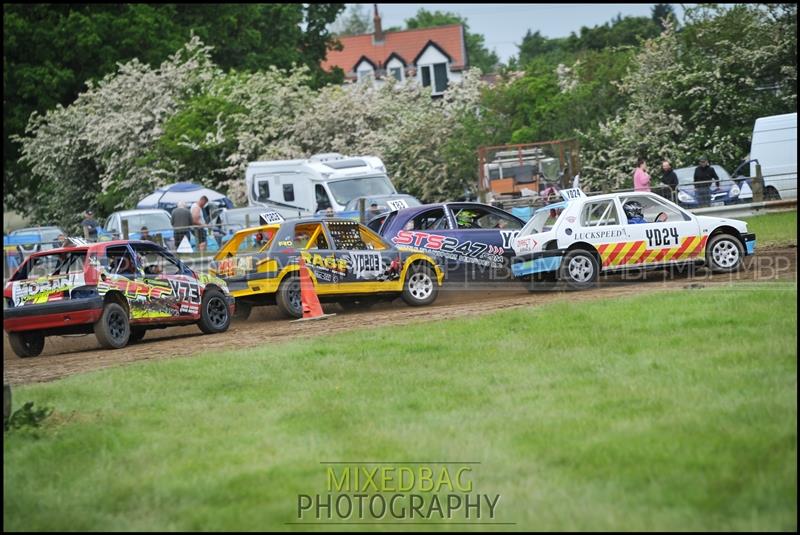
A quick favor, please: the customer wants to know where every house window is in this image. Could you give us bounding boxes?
[389,67,403,81]
[420,63,448,93]
[357,70,374,83]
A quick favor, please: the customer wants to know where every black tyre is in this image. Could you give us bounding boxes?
[129,328,147,344]
[233,301,252,321]
[764,186,781,201]
[401,263,439,306]
[706,234,744,273]
[198,289,231,334]
[276,276,303,319]
[559,249,600,290]
[8,332,45,358]
[94,302,130,349]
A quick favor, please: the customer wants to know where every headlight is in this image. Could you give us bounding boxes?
[728,184,740,197]
[678,190,693,203]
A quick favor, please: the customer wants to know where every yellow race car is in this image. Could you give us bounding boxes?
[210,216,444,319]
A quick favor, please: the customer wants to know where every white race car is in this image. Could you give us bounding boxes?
[511,189,757,289]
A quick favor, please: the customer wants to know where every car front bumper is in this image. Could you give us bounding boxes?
[743,233,756,255]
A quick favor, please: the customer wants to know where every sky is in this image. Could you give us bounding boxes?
[365,3,694,63]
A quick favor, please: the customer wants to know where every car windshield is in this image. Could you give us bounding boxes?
[225,209,264,228]
[10,228,62,242]
[327,175,395,206]
[120,213,171,232]
[521,203,566,234]
[12,250,86,281]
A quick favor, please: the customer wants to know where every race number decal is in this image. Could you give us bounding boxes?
[560,188,586,201]
[259,211,285,225]
[646,227,680,247]
[387,199,409,211]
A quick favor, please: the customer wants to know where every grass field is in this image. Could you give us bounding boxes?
[743,210,797,246]
[3,284,797,531]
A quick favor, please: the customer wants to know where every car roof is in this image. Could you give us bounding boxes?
[24,239,164,258]
[110,209,171,216]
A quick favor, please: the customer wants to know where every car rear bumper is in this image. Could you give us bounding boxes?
[511,250,566,277]
[3,297,104,332]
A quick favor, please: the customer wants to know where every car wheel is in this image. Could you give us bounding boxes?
[764,186,781,201]
[706,234,744,273]
[94,302,130,349]
[198,289,231,334]
[8,332,45,358]
[559,249,599,290]
[402,263,438,306]
[233,301,252,321]
[276,276,303,319]
[129,328,147,344]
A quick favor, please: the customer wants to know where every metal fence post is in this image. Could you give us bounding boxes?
[121,219,129,240]
[752,162,764,203]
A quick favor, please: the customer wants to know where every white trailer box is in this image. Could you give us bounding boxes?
[245,153,397,218]
[750,112,797,200]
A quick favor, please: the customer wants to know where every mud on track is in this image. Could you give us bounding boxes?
[4,246,796,385]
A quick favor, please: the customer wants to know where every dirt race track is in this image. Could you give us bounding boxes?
[4,246,796,385]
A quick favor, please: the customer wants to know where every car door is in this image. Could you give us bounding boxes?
[289,221,341,293]
[131,242,201,320]
[325,220,400,293]
[385,206,463,284]
[444,204,524,283]
[615,194,703,269]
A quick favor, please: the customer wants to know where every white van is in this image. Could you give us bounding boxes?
[750,112,797,200]
[245,153,398,218]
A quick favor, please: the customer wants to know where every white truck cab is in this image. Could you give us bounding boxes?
[245,153,397,219]
[750,112,797,200]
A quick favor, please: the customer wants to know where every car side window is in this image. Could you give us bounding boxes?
[581,200,620,226]
[450,206,521,230]
[404,208,449,231]
[105,246,137,277]
[325,221,372,250]
[294,223,329,250]
[619,195,688,224]
[133,245,182,276]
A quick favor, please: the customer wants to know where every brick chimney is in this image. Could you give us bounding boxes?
[373,4,384,43]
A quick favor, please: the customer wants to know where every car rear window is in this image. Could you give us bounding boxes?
[11,250,87,281]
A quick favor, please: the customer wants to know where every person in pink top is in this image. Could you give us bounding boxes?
[633,158,651,192]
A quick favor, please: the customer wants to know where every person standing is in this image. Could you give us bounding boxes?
[693,156,719,207]
[633,158,651,192]
[171,201,192,249]
[81,210,99,241]
[660,160,679,200]
[191,196,209,252]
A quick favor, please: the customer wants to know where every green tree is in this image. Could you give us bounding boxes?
[404,8,500,74]
[330,4,372,36]
[651,3,677,31]
[3,3,345,211]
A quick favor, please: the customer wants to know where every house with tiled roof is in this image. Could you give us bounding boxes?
[322,5,468,96]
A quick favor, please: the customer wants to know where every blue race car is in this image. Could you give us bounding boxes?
[375,202,525,284]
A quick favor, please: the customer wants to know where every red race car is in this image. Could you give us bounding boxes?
[3,240,234,358]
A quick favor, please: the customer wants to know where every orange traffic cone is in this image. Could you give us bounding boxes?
[292,256,335,322]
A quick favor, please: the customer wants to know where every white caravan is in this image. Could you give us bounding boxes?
[245,153,398,218]
[750,112,797,200]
